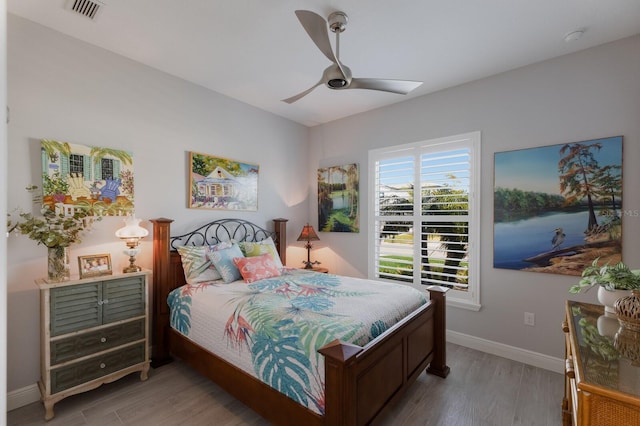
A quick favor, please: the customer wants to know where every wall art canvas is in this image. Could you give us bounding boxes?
[189,152,259,211]
[41,139,135,216]
[318,163,359,233]
[494,136,622,276]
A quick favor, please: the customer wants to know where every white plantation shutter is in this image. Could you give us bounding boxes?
[369,132,481,310]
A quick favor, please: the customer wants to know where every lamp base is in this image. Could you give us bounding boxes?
[123,265,142,273]
[302,260,321,269]
[123,249,141,273]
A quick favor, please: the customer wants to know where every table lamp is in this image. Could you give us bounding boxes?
[297,223,320,269]
[115,216,149,273]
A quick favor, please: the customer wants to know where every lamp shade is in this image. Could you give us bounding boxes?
[297,224,320,242]
[115,216,149,240]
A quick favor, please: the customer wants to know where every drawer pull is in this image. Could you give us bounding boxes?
[562,321,569,333]
[100,337,107,343]
[103,299,109,304]
[100,363,106,369]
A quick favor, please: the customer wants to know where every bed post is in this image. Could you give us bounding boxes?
[150,218,173,367]
[318,340,362,426]
[272,218,288,266]
[426,286,450,378]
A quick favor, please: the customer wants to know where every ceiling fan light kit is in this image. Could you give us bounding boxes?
[283,10,423,103]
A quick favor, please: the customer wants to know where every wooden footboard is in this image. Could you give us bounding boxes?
[320,286,448,425]
[151,218,448,426]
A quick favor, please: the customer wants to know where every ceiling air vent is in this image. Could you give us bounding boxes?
[65,0,105,21]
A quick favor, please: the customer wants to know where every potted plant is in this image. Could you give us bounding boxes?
[569,258,640,314]
[7,185,100,282]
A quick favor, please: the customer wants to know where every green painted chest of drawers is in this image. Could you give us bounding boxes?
[37,270,151,420]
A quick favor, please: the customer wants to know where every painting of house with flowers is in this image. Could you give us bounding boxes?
[189,151,259,211]
[41,139,135,216]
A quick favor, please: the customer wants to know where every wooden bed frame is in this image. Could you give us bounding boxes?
[151,217,449,426]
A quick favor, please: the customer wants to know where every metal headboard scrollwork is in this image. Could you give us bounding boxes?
[169,218,276,250]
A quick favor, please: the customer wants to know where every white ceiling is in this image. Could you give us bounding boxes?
[8,0,640,127]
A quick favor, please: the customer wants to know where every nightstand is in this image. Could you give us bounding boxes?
[36,270,151,420]
[301,267,329,273]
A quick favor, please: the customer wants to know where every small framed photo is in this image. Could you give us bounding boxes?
[78,254,113,279]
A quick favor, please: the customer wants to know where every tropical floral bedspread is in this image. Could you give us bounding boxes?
[168,269,427,415]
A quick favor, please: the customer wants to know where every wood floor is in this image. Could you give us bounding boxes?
[8,343,564,426]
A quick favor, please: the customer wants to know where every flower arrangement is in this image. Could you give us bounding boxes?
[7,186,98,248]
[569,258,640,294]
[8,185,102,281]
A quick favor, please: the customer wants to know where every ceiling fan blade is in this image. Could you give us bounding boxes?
[295,10,338,65]
[282,80,323,104]
[349,78,423,95]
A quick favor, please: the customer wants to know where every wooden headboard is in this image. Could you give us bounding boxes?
[150,217,288,366]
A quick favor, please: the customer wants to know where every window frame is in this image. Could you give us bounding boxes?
[368,131,481,311]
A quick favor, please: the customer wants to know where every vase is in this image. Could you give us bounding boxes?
[614,325,640,366]
[615,290,640,332]
[597,286,631,315]
[48,246,70,282]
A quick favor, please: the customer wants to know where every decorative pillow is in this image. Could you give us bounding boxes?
[207,243,244,283]
[176,245,220,283]
[176,241,233,284]
[233,253,282,283]
[238,237,284,270]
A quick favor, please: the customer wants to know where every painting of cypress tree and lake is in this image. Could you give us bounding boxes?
[318,163,359,233]
[494,136,622,276]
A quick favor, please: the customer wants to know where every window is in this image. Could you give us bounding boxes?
[368,132,481,310]
[101,158,114,180]
[69,154,84,176]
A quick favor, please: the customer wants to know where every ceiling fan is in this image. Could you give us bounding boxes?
[282,10,423,104]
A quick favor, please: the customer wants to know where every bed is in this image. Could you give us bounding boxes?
[151,217,449,426]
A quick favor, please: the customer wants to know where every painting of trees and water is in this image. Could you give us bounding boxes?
[494,136,622,276]
[41,139,135,216]
[318,163,359,232]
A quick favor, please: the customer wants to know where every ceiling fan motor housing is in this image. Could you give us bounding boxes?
[323,64,352,89]
[328,11,348,33]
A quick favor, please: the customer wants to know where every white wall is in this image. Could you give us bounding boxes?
[308,35,640,359]
[2,1,9,422]
[7,14,309,393]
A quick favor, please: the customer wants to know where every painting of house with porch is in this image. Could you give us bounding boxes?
[40,139,135,216]
[189,152,258,211]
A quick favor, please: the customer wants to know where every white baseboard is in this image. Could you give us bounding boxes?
[447,329,564,374]
[8,334,563,412]
[7,383,40,412]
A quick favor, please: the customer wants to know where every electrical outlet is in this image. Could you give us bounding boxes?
[524,312,535,326]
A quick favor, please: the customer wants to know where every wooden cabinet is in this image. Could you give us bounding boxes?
[37,270,151,420]
[563,301,640,425]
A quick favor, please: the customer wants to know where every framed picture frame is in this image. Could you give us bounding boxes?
[40,139,135,216]
[78,253,113,279]
[318,163,359,232]
[493,135,622,276]
[188,151,259,211]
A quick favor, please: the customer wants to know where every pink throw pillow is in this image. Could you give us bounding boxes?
[233,253,281,283]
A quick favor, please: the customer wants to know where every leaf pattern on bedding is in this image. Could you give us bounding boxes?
[168,282,219,335]
[168,290,191,335]
[167,270,427,416]
[371,320,387,339]
[252,319,312,406]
